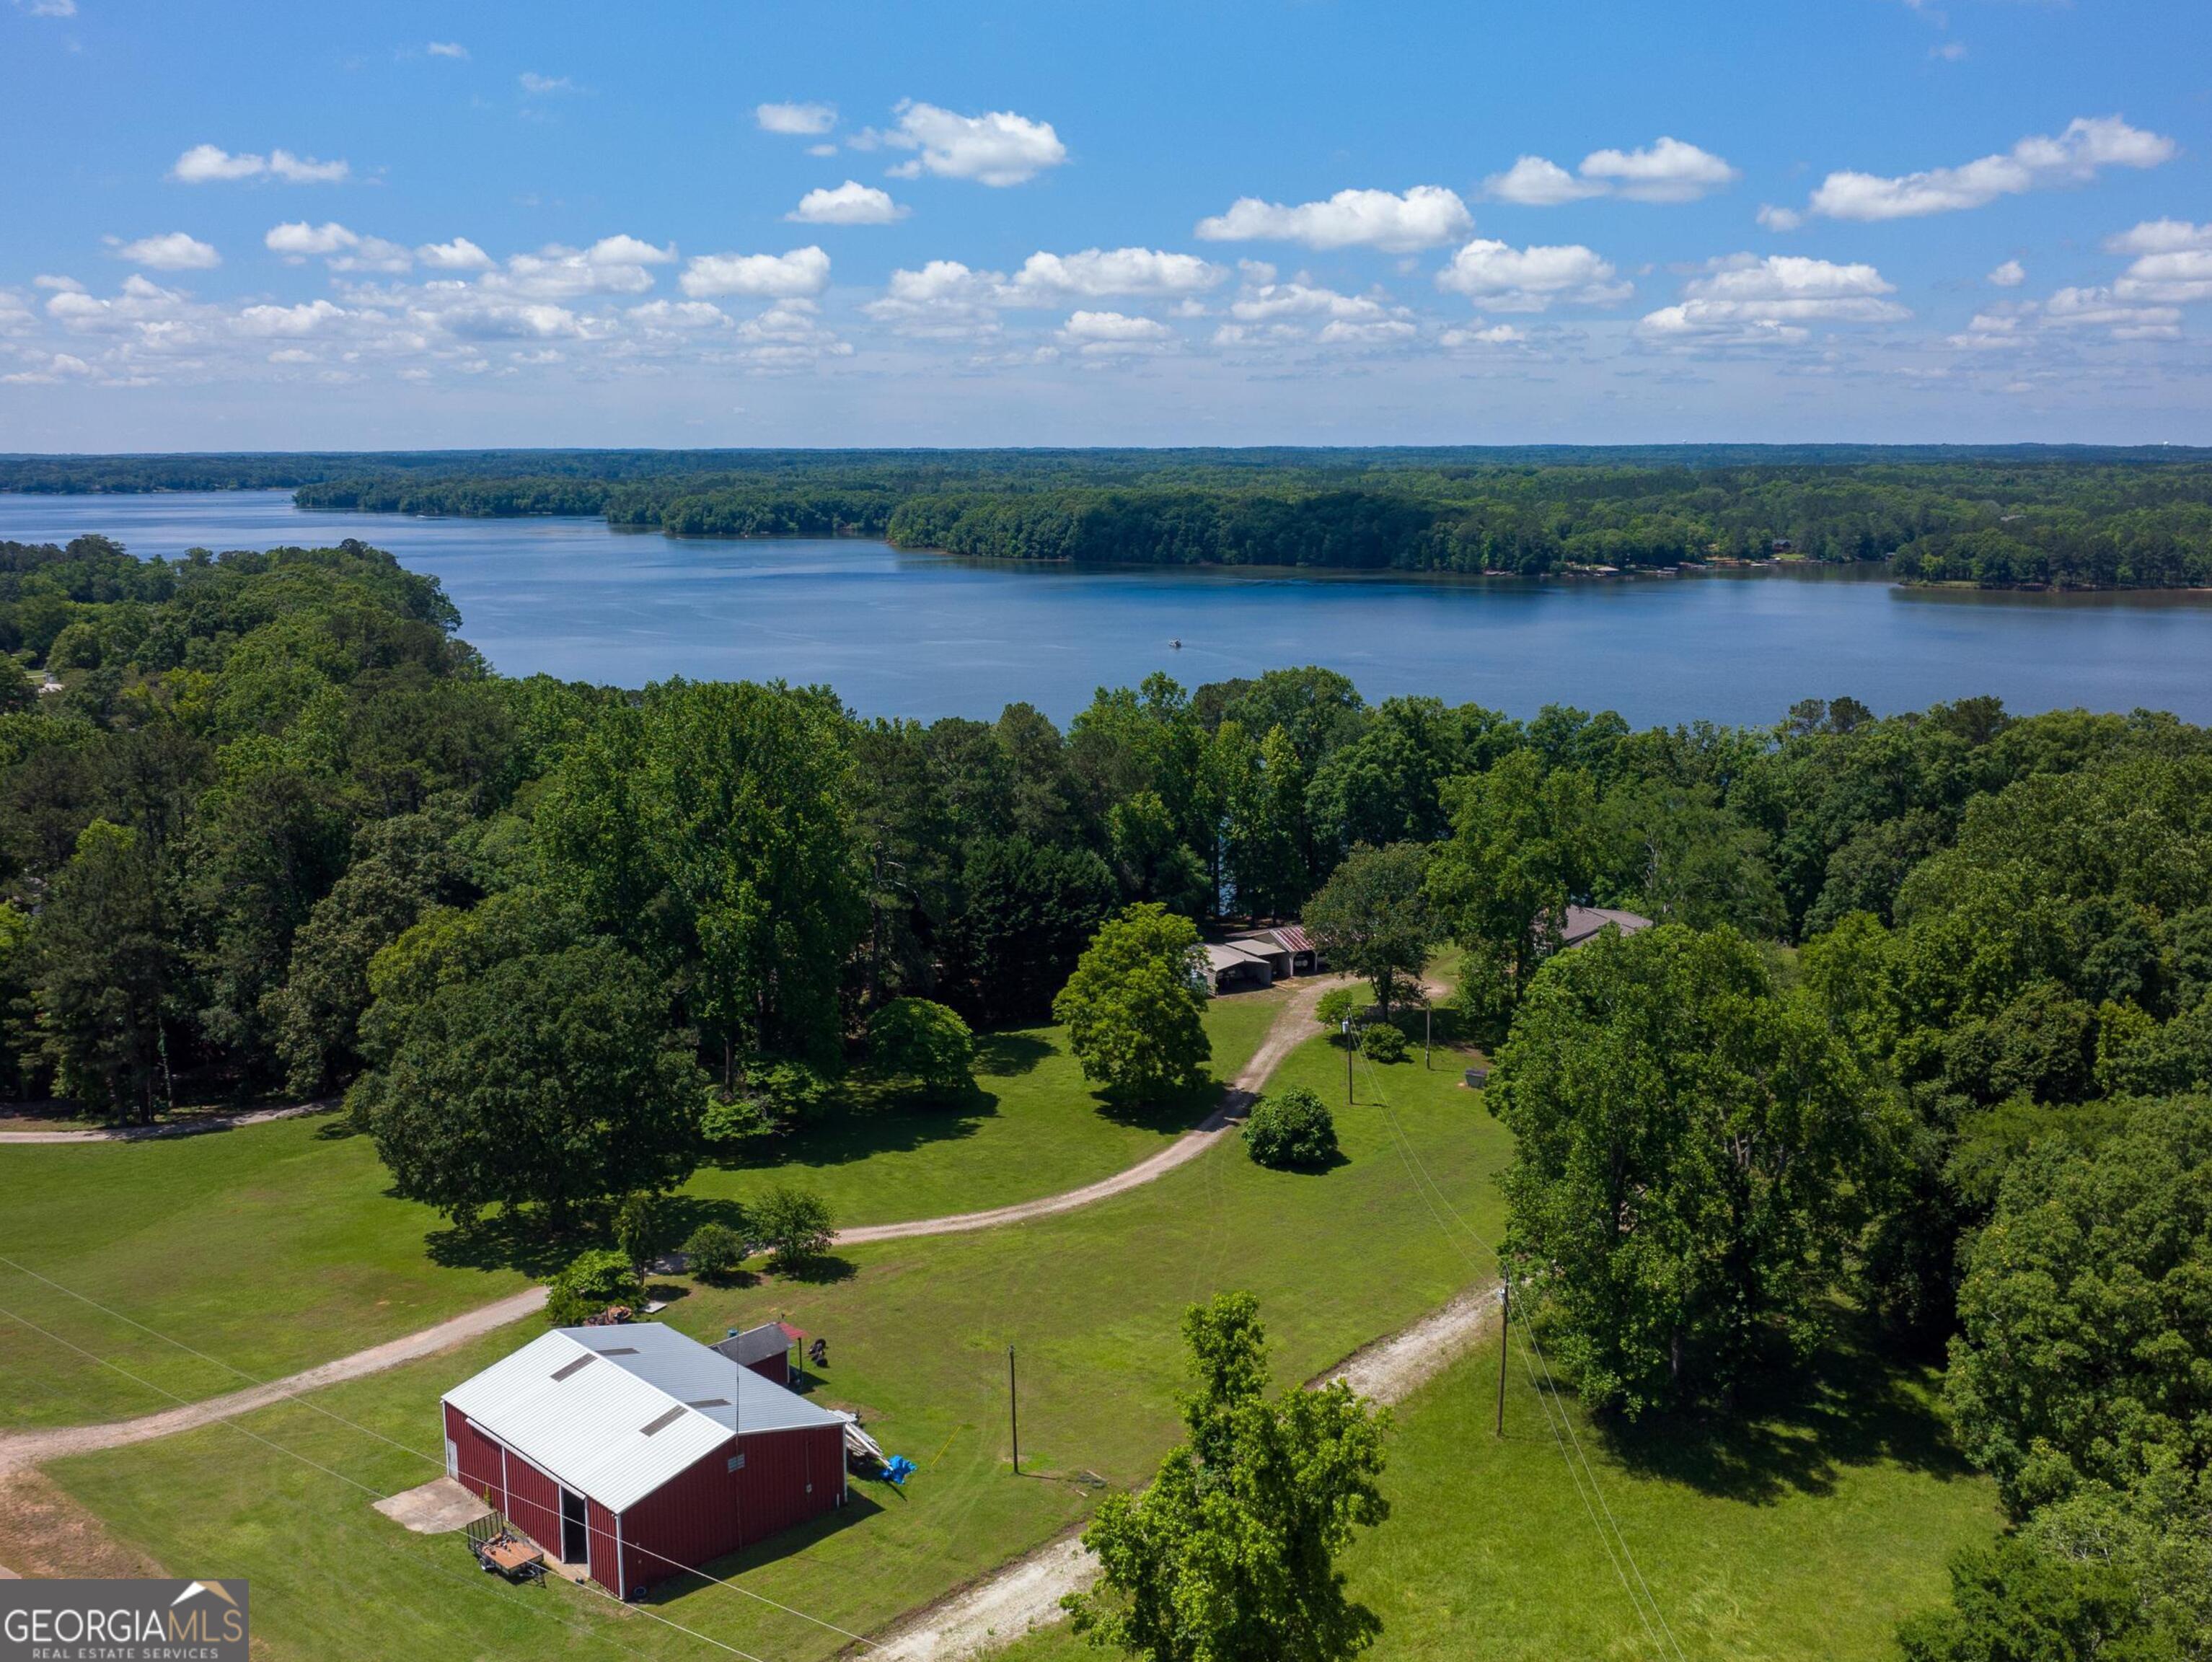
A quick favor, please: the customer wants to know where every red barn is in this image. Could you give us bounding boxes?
[441,1322,848,1596]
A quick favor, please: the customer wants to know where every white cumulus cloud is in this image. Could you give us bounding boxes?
[266,221,357,258]
[1195,185,1472,252]
[1482,157,1603,207]
[426,41,468,59]
[418,237,493,271]
[884,101,1067,186]
[1059,309,1173,351]
[1636,254,1908,345]
[519,72,574,94]
[1436,239,1629,311]
[170,144,348,185]
[1580,137,1740,203]
[1484,138,1737,206]
[757,101,837,136]
[1988,258,2026,287]
[863,260,1006,338]
[679,245,831,298]
[1805,115,2174,221]
[1009,247,1225,301]
[115,232,220,271]
[788,181,907,225]
[232,299,348,338]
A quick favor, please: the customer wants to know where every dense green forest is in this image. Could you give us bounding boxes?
[9,446,2212,586]
[4,527,2211,1651]
[289,449,2212,587]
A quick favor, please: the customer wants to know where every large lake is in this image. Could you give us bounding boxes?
[5,489,2210,726]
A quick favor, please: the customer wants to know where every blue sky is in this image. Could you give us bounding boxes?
[4,0,2210,449]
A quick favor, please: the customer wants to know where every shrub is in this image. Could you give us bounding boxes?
[682,1221,749,1283]
[545,1248,641,1327]
[1314,987,1360,1033]
[868,997,977,1104]
[701,1060,837,1141]
[752,1184,836,1272]
[1243,1086,1341,1171]
[1361,1022,1409,1063]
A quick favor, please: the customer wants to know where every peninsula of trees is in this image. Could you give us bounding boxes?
[6,445,2212,588]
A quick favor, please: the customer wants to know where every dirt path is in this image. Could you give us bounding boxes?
[0,1102,328,1146]
[0,1288,548,1474]
[868,1280,1503,1662]
[837,977,1346,1246]
[0,983,1344,1457]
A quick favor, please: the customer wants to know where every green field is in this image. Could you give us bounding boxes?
[680,983,1285,1226]
[0,990,1286,1430]
[36,1029,1507,1661]
[1000,1322,2000,1662]
[15,1009,2003,1662]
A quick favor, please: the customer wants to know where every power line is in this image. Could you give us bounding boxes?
[0,1298,779,1662]
[0,1258,879,1651]
[1352,1039,1690,1662]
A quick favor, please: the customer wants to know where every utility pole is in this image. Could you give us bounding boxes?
[1494,1281,1510,1438]
[1341,1018,1353,1104]
[1008,1345,1021,1475]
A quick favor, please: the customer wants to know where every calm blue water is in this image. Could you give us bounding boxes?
[4,489,2210,726]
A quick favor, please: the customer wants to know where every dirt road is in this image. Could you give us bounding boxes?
[840,977,1344,1246]
[0,982,1342,1457]
[0,1288,549,1474]
[868,1280,1503,1662]
[0,1103,328,1146]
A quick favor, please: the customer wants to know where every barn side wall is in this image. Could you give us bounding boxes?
[617,1423,849,1592]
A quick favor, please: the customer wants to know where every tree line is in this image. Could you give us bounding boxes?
[6,528,2212,1653]
[284,451,2212,589]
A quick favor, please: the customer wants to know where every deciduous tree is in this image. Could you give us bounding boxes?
[1067,1293,1390,1662]
[1053,903,1212,1104]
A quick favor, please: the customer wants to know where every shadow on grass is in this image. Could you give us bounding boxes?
[1589,1311,1975,1505]
[1095,1083,1220,1135]
[703,1092,1004,1176]
[974,1032,1055,1078]
[774,1254,858,1286]
[420,1208,576,1279]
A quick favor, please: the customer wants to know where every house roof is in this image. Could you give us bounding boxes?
[1559,905,1654,949]
[444,1323,842,1513]
[1203,941,1275,972]
[1271,924,1315,955]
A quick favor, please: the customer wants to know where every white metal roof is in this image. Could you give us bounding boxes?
[443,1323,841,1513]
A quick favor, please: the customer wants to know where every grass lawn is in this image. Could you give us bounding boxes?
[38,1028,1510,1662]
[1000,1324,2001,1662]
[0,990,1286,1432]
[0,1112,530,1431]
[678,982,1287,1226]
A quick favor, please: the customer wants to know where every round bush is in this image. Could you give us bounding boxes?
[1361,1022,1409,1063]
[1242,1086,1341,1171]
[682,1221,748,1283]
[545,1248,642,1327]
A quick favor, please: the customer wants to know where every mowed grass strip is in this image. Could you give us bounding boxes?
[0,992,1286,1432]
[41,1031,1507,1662]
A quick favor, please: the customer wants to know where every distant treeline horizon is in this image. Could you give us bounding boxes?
[6,445,2212,588]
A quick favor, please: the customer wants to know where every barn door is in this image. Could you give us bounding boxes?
[560,1488,589,1563]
